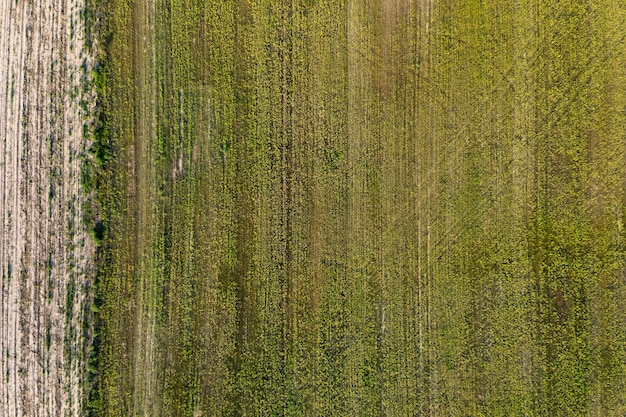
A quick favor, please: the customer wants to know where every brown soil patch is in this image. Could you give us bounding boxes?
[0,0,94,415]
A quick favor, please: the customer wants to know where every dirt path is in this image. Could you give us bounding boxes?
[0,0,94,415]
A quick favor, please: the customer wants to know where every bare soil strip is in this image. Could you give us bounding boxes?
[0,0,94,415]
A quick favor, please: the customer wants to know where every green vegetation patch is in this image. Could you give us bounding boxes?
[89,0,626,415]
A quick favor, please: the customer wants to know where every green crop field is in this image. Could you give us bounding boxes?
[86,0,626,415]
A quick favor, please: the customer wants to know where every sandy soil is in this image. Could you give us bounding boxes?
[0,0,94,415]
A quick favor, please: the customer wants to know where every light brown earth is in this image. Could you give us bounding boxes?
[0,0,94,415]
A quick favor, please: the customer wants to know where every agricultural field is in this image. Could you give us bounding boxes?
[3,0,626,416]
[1,0,96,415]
